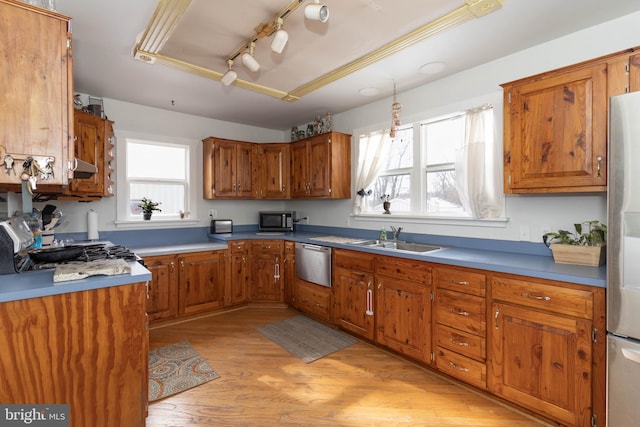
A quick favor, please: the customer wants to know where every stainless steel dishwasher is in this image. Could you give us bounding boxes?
[295,242,332,287]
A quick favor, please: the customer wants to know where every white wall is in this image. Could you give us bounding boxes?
[36,11,640,241]
[313,10,640,242]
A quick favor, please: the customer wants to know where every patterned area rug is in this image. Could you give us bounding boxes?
[148,340,220,402]
[257,315,358,363]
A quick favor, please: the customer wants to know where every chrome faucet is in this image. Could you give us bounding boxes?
[390,226,403,241]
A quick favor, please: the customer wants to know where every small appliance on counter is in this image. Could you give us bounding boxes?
[259,211,296,232]
[210,219,233,234]
[0,217,34,274]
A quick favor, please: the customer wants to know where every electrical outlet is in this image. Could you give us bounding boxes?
[208,209,217,218]
[305,216,310,224]
[519,225,530,241]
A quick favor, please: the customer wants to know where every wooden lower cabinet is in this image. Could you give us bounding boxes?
[250,240,284,302]
[489,274,605,427]
[226,241,249,306]
[178,250,226,315]
[333,249,375,340]
[0,283,148,427]
[294,278,332,321]
[375,255,432,363]
[145,254,178,322]
[283,241,296,305]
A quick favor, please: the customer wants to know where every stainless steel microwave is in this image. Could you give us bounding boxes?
[259,211,296,232]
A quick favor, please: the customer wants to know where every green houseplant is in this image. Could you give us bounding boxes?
[138,197,161,220]
[543,220,607,266]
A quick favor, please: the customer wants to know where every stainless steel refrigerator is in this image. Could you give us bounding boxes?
[607,91,640,426]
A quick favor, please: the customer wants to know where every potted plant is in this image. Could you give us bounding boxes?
[138,197,161,220]
[543,220,607,266]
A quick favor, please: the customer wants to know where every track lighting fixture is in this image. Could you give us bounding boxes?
[304,0,329,23]
[270,18,288,54]
[221,59,237,86]
[241,42,260,72]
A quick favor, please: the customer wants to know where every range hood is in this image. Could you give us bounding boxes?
[72,158,98,179]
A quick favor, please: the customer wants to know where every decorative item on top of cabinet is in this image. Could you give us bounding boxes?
[290,131,351,199]
[433,266,487,389]
[374,255,432,363]
[0,0,73,190]
[252,143,290,199]
[202,137,253,199]
[488,274,606,427]
[63,109,115,198]
[502,61,608,193]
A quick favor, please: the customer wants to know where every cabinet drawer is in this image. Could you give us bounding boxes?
[436,289,486,336]
[435,324,486,361]
[491,276,594,319]
[436,347,486,389]
[334,248,374,272]
[375,255,432,285]
[296,280,331,320]
[284,241,295,254]
[435,266,486,297]
[229,240,248,253]
[250,240,283,254]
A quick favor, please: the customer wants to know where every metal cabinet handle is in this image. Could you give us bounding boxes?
[450,279,469,286]
[366,289,374,316]
[180,260,184,269]
[449,338,469,347]
[170,262,175,271]
[597,156,602,179]
[521,292,551,301]
[449,308,469,316]
[495,307,500,329]
[274,263,280,280]
[449,362,469,372]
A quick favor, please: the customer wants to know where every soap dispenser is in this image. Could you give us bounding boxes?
[379,227,387,241]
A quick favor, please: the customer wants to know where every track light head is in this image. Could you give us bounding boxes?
[221,59,237,86]
[305,0,329,22]
[270,18,288,54]
[241,42,260,72]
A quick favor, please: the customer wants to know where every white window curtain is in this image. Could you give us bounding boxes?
[354,130,391,213]
[455,105,505,218]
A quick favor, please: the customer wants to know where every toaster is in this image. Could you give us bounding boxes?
[210,219,233,234]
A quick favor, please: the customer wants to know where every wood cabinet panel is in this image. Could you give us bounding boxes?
[334,248,374,272]
[374,255,432,285]
[435,265,486,296]
[436,347,487,390]
[294,279,332,321]
[145,254,178,321]
[178,250,225,315]
[333,266,375,340]
[253,143,290,199]
[250,240,284,302]
[202,137,253,199]
[0,283,147,427]
[435,323,486,361]
[489,301,592,426]
[435,289,486,336]
[0,0,73,188]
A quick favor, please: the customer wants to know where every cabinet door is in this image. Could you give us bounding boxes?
[261,143,290,199]
[375,276,431,362]
[178,251,225,314]
[489,302,593,427]
[283,242,296,305]
[307,135,331,197]
[0,2,72,186]
[250,254,283,302]
[630,52,640,92]
[291,140,309,197]
[236,142,253,198]
[145,254,178,322]
[503,63,607,193]
[227,253,249,306]
[68,110,105,195]
[214,140,237,197]
[333,266,374,340]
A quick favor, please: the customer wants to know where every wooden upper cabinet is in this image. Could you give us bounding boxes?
[64,110,115,197]
[253,143,290,199]
[630,52,640,92]
[291,131,351,199]
[0,0,73,188]
[502,62,608,193]
[202,137,253,199]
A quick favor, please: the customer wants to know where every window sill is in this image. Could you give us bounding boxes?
[352,213,508,228]
[114,218,202,229]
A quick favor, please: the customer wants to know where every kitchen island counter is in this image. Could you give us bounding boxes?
[0,261,151,303]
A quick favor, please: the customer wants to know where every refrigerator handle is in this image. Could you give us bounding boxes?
[622,347,640,365]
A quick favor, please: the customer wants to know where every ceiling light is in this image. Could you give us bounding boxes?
[304,0,329,22]
[271,18,288,54]
[221,59,237,86]
[241,42,260,72]
[419,61,446,75]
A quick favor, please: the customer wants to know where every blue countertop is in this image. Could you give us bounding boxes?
[209,230,606,288]
[0,261,151,303]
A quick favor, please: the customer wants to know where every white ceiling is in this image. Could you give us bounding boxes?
[55,0,640,131]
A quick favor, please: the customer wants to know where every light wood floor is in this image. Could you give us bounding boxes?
[146,307,549,427]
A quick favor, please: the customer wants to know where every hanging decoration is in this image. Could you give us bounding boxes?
[390,82,402,138]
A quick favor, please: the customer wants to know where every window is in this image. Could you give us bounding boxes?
[124,138,189,220]
[356,104,504,219]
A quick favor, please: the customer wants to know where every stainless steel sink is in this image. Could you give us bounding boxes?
[348,240,442,253]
